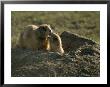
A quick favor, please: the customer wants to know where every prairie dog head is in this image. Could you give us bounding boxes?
[49,33,64,55]
[36,24,53,38]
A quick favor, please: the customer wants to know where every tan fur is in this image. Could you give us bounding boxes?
[48,33,64,55]
[17,24,52,51]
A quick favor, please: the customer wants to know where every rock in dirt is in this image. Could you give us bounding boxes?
[60,31,97,52]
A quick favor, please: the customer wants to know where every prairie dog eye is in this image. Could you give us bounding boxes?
[49,29,52,33]
[42,26,45,29]
[53,37,58,41]
[42,27,47,31]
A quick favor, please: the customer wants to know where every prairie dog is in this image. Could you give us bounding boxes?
[48,33,64,55]
[17,24,53,51]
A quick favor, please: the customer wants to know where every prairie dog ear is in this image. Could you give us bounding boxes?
[56,32,60,35]
[56,32,58,34]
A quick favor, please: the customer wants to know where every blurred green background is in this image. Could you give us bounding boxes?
[11,11,100,48]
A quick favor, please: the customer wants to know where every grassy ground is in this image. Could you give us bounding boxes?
[11,11,100,47]
[11,11,100,77]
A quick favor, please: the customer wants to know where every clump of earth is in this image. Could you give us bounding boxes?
[11,31,100,77]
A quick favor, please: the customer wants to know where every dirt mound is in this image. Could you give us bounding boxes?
[11,31,100,77]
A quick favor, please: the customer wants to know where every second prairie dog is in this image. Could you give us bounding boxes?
[48,33,64,55]
[17,24,52,51]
